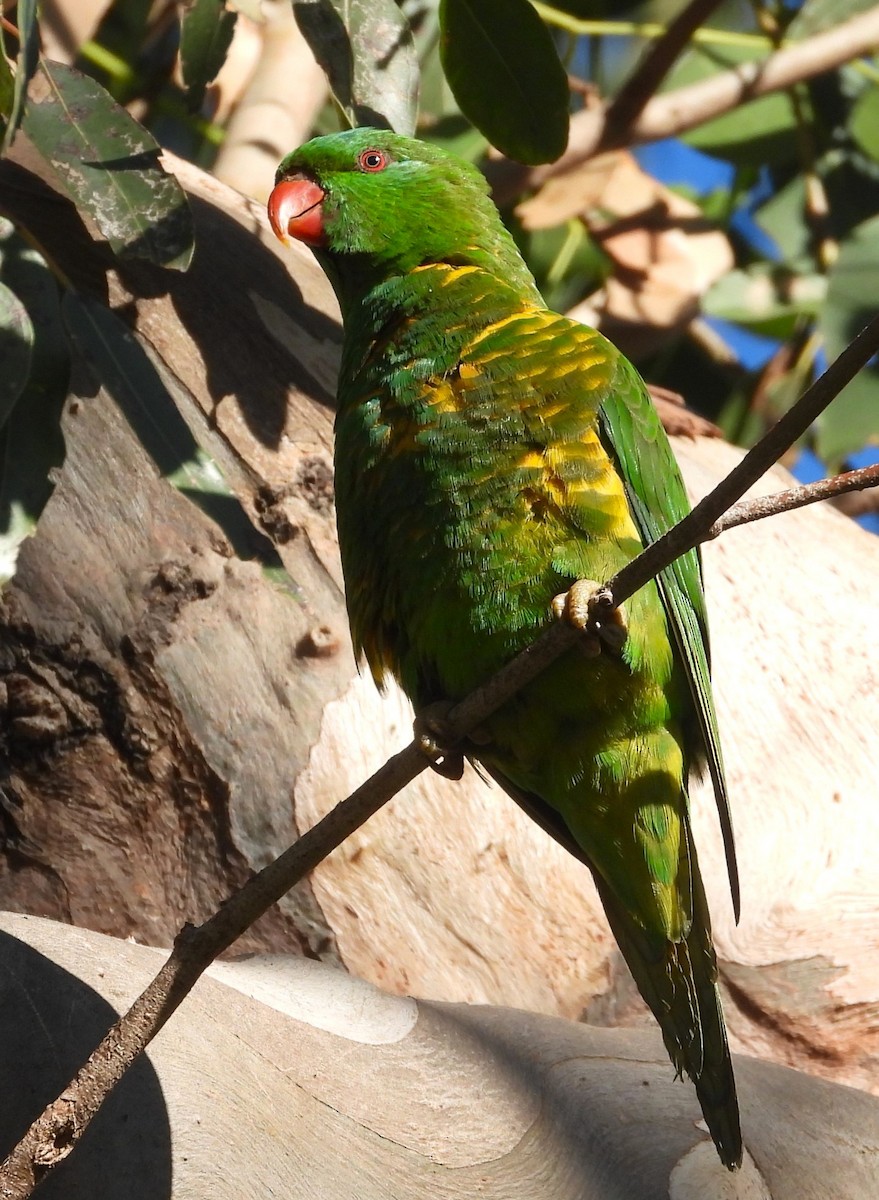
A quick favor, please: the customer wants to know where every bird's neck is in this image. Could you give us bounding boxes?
[317,242,543,333]
[335,262,539,390]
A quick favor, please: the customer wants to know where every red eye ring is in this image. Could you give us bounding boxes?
[358,149,388,173]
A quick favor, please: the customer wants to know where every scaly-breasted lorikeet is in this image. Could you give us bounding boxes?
[268,129,742,1170]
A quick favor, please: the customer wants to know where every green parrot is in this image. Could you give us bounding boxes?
[268,128,742,1170]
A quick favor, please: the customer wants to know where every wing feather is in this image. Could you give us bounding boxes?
[598,360,740,920]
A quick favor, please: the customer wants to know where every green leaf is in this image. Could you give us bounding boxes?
[813,370,879,468]
[515,220,605,313]
[0,280,34,429]
[23,61,194,270]
[0,218,69,583]
[754,175,811,263]
[1,0,39,154]
[821,214,879,355]
[665,44,802,167]
[439,0,569,165]
[850,86,879,162]
[61,291,288,569]
[293,0,419,135]
[821,147,879,241]
[417,12,461,124]
[817,213,879,466]
[180,0,238,110]
[704,264,826,339]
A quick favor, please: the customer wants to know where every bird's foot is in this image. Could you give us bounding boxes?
[413,702,465,780]
[551,579,628,656]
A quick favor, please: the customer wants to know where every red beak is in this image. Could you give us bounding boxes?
[267,179,327,247]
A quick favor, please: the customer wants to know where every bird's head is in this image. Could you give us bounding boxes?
[267,128,536,302]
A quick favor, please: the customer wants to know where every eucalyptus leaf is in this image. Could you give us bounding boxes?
[0,0,38,154]
[294,0,419,135]
[180,0,238,110]
[821,147,879,242]
[704,265,825,338]
[417,9,458,126]
[821,214,879,356]
[817,213,879,466]
[849,86,879,162]
[421,115,487,162]
[61,291,286,568]
[0,281,34,429]
[814,371,879,468]
[755,176,811,263]
[439,0,568,165]
[23,61,194,270]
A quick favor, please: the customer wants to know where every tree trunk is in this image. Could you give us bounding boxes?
[3,912,879,1199]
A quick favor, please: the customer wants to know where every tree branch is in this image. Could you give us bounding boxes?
[602,0,726,139]
[572,5,879,166]
[3,314,879,1198]
[488,6,879,201]
[709,462,879,537]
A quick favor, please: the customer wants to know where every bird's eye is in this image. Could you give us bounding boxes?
[358,149,388,173]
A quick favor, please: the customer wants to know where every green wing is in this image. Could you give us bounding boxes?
[598,359,740,920]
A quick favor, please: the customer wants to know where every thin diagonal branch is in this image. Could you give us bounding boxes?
[602,0,726,139]
[4,314,879,1198]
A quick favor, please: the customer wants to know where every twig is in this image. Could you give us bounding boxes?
[532,4,771,50]
[4,314,879,1197]
[750,0,837,271]
[602,0,726,139]
[832,481,879,517]
[488,6,879,201]
[709,462,879,536]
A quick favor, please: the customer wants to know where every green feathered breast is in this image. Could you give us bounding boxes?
[270,128,743,1170]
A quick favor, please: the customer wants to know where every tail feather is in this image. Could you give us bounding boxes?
[593,858,742,1170]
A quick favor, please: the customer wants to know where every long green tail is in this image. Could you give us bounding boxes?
[593,839,742,1170]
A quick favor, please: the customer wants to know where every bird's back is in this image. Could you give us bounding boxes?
[335,264,653,693]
